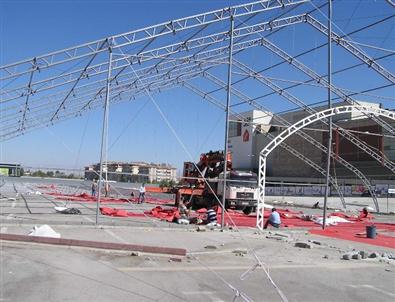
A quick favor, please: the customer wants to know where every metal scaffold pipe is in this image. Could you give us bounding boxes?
[323,0,332,230]
[221,15,234,230]
[96,45,113,225]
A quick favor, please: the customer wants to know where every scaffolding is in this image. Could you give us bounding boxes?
[1,0,394,227]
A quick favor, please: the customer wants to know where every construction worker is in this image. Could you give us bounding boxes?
[206,207,218,225]
[91,179,97,197]
[264,208,281,229]
[138,183,146,204]
[104,181,109,197]
[177,200,190,224]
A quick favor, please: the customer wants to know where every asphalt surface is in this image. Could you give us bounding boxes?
[1,176,395,302]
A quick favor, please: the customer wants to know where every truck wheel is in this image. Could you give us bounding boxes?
[243,206,253,215]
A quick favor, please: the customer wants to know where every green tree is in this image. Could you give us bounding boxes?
[32,170,46,177]
[46,171,54,177]
[159,179,169,188]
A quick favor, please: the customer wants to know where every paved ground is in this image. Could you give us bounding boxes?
[1,176,395,301]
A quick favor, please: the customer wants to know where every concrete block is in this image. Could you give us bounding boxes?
[232,249,248,255]
[369,252,380,258]
[358,251,368,259]
[381,252,392,259]
[197,226,206,232]
[352,254,362,260]
[266,235,284,241]
[204,245,217,249]
[294,242,312,249]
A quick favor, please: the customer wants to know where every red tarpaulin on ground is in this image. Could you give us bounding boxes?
[100,207,146,218]
[61,194,395,249]
[310,222,395,249]
[45,192,173,205]
[37,184,57,189]
[146,206,180,222]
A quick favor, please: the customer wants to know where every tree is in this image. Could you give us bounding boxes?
[120,174,127,183]
[46,171,54,177]
[159,179,176,189]
[168,180,176,188]
[32,170,46,177]
[159,179,169,189]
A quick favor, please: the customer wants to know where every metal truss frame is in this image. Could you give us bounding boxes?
[1,0,394,229]
[1,15,306,105]
[2,6,393,140]
[257,37,395,135]
[0,0,308,81]
[305,14,395,84]
[203,70,375,209]
[195,72,346,205]
[257,105,395,229]
[232,60,395,173]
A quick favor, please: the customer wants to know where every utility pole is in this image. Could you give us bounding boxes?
[221,14,234,229]
[323,0,332,230]
[96,43,113,225]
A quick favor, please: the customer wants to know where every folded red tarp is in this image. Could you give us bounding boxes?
[146,206,180,222]
[100,207,145,218]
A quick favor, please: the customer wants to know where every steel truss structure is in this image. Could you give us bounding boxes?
[257,105,395,229]
[2,1,394,225]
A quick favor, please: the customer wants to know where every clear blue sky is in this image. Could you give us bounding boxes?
[1,0,394,172]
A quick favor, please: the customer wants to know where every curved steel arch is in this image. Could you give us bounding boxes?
[257,105,395,229]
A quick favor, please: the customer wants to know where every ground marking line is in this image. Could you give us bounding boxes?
[118,262,384,272]
[348,284,395,298]
[83,216,94,223]
[104,229,128,244]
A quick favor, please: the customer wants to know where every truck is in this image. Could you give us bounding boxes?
[173,150,258,215]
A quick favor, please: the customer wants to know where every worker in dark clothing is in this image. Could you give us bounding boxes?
[91,179,97,197]
[206,207,218,225]
[264,208,281,229]
[138,183,146,204]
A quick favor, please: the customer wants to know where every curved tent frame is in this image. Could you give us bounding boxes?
[257,105,395,229]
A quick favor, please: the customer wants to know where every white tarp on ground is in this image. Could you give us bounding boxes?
[313,216,352,226]
[54,206,68,212]
[28,225,61,238]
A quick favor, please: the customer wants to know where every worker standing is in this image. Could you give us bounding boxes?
[91,179,97,197]
[138,183,146,204]
[104,181,110,197]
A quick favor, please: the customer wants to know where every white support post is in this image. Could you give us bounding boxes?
[257,155,266,230]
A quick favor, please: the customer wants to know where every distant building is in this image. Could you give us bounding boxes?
[84,161,177,183]
[0,163,22,177]
[228,101,395,182]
